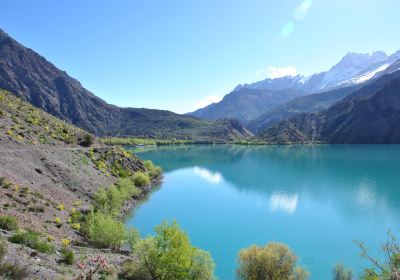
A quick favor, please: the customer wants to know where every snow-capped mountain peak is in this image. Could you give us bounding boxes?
[235,50,399,94]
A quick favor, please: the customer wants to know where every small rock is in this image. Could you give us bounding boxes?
[34,168,43,175]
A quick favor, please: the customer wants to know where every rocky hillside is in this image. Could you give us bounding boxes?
[0,29,250,142]
[247,85,361,133]
[0,89,161,279]
[259,70,400,144]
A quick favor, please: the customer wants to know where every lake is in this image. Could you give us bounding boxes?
[125,145,400,280]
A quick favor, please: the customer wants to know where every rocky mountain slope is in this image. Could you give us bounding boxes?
[247,85,361,133]
[259,70,400,144]
[0,89,160,279]
[188,87,306,124]
[0,29,250,142]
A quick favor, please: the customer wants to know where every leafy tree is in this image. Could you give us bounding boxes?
[357,231,400,280]
[333,264,353,280]
[122,221,216,280]
[236,242,309,280]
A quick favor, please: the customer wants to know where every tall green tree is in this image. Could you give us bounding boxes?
[122,221,216,280]
[236,242,309,280]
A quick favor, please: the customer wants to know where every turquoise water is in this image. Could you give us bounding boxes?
[125,145,400,280]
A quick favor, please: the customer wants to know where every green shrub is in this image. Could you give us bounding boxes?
[9,229,54,254]
[0,178,12,189]
[0,215,18,230]
[61,247,75,265]
[80,133,95,147]
[54,217,62,227]
[116,178,141,199]
[93,186,124,217]
[144,160,162,178]
[33,240,55,254]
[125,228,140,250]
[122,221,216,280]
[237,243,309,280]
[132,172,151,188]
[71,223,81,230]
[83,212,125,249]
[70,209,83,223]
[9,229,38,245]
[94,178,142,217]
[57,204,65,211]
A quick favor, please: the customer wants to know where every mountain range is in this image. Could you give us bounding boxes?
[1,27,400,144]
[189,50,400,131]
[260,69,400,143]
[237,51,400,93]
[0,29,250,142]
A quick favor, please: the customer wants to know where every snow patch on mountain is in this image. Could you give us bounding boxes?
[346,63,391,84]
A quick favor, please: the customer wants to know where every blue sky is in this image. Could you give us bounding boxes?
[1,0,400,113]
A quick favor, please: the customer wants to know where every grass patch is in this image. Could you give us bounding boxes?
[60,247,75,265]
[0,178,12,189]
[9,229,55,254]
[0,215,18,231]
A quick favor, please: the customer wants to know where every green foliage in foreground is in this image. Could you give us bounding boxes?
[9,229,55,254]
[88,174,152,249]
[0,215,18,230]
[236,242,309,280]
[83,212,126,249]
[122,221,216,280]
